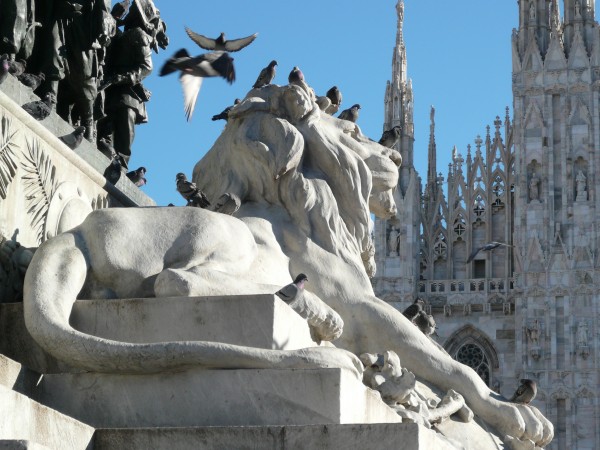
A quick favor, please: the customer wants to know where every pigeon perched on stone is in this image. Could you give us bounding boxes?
[288,66,304,84]
[338,103,361,123]
[17,72,45,91]
[103,153,125,185]
[510,379,537,404]
[402,298,424,322]
[126,167,147,187]
[414,310,437,336]
[7,58,26,77]
[160,49,235,121]
[59,126,86,150]
[379,126,402,148]
[326,86,343,109]
[211,98,241,121]
[176,173,210,208]
[185,28,258,53]
[0,58,9,86]
[22,92,55,121]
[97,138,118,160]
[252,60,277,89]
[275,273,308,304]
[466,241,513,263]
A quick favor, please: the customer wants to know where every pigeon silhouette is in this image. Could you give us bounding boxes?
[288,66,304,84]
[510,379,537,404]
[402,298,424,322]
[338,103,361,123]
[414,310,437,336]
[185,28,258,52]
[176,173,210,208]
[326,86,343,108]
[211,98,241,121]
[103,154,125,185]
[466,241,513,263]
[160,49,235,121]
[22,92,55,121]
[126,167,147,187]
[275,273,308,304]
[379,126,402,148]
[18,72,45,91]
[253,60,277,89]
[59,126,86,149]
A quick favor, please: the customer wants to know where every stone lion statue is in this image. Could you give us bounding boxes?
[24,81,552,448]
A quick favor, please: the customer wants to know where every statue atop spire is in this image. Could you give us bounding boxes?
[396,0,405,47]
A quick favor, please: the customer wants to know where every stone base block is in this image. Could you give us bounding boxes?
[0,384,94,450]
[0,295,318,374]
[93,423,459,450]
[35,368,400,429]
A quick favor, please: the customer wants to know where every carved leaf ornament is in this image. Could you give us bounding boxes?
[0,115,20,199]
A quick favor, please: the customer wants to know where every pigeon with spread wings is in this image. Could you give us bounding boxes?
[185,28,257,52]
[159,49,235,121]
[466,241,513,264]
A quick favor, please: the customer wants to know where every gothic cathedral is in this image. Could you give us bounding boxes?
[373,2,599,449]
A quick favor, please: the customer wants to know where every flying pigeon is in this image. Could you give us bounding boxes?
[338,103,361,123]
[17,72,45,91]
[211,98,241,121]
[252,60,277,89]
[326,86,343,108]
[379,126,402,148]
[466,241,513,263]
[510,379,537,404]
[414,310,437,337]
[22,92,55,121]
[126,167,147,187]
[402,298,424,322]
[185,28,258,53]
[288,66,304,84]
[160,49,235,121]
[275,273,308,304]
[176,172,210,208]
[59,126,86,149]
[0,57,9,86]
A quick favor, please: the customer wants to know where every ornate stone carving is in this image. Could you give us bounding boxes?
[0,114,19,200]
[20,138,58,244]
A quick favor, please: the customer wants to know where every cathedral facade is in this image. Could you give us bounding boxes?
[373,2,600,449]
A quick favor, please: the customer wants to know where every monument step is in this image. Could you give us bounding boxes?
[0,295,321,374]
[92,423,460,450]
[0,383,94,450]
[33,367,401,429]
[0,440,50,450]
[0,355,40,397]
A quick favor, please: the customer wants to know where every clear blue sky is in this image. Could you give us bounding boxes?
[132,1,518,206]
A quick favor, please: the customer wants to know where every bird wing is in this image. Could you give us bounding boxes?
[253,67,269,87]
[185,28,217,50]
[275,283,298,302]
[466,246,482,264]
[224,33,258,52]
[510,384,527,401]
[179,73,203,121]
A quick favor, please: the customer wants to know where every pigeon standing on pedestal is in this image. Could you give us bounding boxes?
[22,92,55,121]
[211,98,241,121]
[126,167,147,187]
[252,60,277,89]
[338,104,361,123]
[59,126,86,150]
[326,86,343,109]
[185,28,258,53]
[275,273,308,304]
[510,379,537,404]
[379,126,402,148]
[402,298,424,322]
[160,49,235,121]
[17,72,45,91]
[176,173,210,208]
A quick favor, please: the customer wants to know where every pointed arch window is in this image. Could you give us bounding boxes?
[455,343,491,385]
[445,326,499,387]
